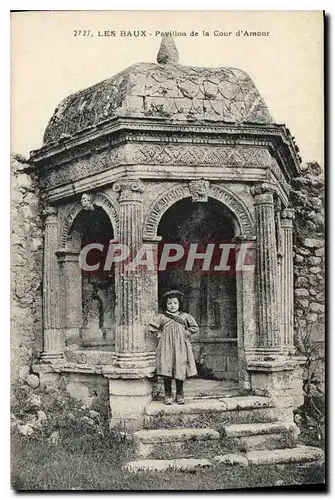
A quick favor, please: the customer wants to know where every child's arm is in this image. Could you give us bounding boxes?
[185,314,199,337]
[148,314,163,338]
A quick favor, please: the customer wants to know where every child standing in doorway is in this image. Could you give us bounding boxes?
[149,290,198,405]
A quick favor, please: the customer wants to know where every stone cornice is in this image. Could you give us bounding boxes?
[29,117,301,180]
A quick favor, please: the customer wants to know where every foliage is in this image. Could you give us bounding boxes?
[11,382,114,444]
[11,430,325,491]
[294,324,325,449]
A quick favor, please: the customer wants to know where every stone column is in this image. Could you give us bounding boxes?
[280,208,295,354]
[142,236,162,353]
[106,179,155,431]
[233,234,257,390]
[251,183,281,353]
[248,186,298,424]
[56,249,82,347]
[41,205,64,362]
[112,178,155,369]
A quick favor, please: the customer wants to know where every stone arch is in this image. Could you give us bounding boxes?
[60,191,120,248]
[143,183,254,239]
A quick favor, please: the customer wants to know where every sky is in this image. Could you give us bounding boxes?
[11,10,324,166]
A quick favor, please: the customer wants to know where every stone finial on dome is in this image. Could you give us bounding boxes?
[157,36,179,64]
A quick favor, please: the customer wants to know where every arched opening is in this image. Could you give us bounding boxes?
[66,206,116,349]
[157,197,238,381]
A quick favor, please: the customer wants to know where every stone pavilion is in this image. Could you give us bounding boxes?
[29,37,308,443]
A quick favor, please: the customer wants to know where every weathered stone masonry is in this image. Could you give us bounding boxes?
[292,162,325,392]
[11,155,43,380]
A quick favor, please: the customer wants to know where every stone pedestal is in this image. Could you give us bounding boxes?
[108,377,153,431]
[251,184,281,354]
[247,359,297,422]
[41,205,64,362]
[56,249,82,347]
[291,356,307,409]
[280,209,295,355]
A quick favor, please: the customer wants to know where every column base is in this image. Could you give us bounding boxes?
[113,351,156,371]
[42,328,65,361]
[40,352,64,363]
[281,345,296,356]
[245,347,286,358]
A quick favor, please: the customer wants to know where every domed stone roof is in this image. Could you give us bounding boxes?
[43,37,272,145]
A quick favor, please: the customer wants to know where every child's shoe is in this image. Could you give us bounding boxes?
[176,394,185,405]
[164,395,173,405]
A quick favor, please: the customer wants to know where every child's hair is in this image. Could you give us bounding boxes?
[161,290,184,311]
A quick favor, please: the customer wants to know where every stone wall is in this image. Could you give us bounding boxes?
[11,155,44,381]
[291,162,325,391]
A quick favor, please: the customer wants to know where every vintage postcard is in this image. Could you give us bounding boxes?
[11,10,325,491]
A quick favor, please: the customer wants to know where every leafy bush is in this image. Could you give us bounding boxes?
[10,382,114,446]
[294,325,325,449]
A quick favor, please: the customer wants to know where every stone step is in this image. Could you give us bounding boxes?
[126,457,213,472]
[144,396,277,429]
[125,446,324,472]
[221,422,300,452]
[155,378,240,400]
[223,421,298,438]
[245,445,324,465]
[133,427,220,459]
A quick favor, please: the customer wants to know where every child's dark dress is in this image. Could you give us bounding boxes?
[149,312,198,380]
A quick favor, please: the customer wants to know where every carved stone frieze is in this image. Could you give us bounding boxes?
[42,148,121,190]
[42,143,273,191]
[133,144,272,168]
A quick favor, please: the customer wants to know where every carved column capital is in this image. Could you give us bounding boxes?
[113,178,145,203]
[43,204,58,221]
[282,208,295,219]
[251,183,277,205]
[281,208,295,230]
